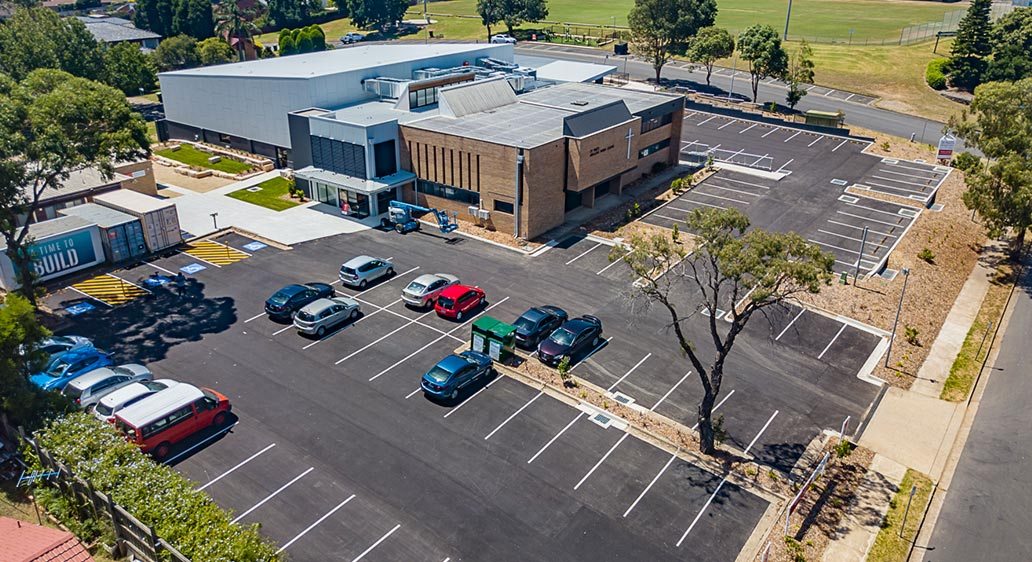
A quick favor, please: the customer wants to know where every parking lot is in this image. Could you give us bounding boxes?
[41,221,891,561]
[657,111,933,275]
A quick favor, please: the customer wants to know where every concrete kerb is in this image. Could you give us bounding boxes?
[415,218,542,256]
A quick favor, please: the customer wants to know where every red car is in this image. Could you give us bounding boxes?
[434,284,486,321]
[114,383,232,459]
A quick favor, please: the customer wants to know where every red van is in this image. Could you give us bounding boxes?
[114,383,231,459]
[434,284,486,321]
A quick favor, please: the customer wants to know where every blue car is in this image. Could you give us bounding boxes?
[421,350,495,401]
[30,348,113,391]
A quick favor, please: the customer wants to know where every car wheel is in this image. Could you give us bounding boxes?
[456,311,463,321]
[154,442,171,460]
[316,325,326,337]
[449,389,458,401]
[213,412,227,427]
[359,279,368,289]
[387,267,395,277]
[350,309,359,320]
[593,336,600,347]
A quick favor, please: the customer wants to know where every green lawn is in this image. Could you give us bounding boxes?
[867,469,934,562]
[156,144,254,174]
[226,176,300,211]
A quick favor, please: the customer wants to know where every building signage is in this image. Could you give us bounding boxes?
[936,134,956,161]
[589,144,615,157]
[24,229,98,282]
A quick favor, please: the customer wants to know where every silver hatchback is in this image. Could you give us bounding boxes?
[339,255,394,289]
[294,297,361,336]
[62,364,153,409]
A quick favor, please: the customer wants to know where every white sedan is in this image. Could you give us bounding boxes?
[401,273,459,308]
[490,34,517,44]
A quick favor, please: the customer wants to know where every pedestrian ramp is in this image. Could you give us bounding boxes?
[72,274,149,306]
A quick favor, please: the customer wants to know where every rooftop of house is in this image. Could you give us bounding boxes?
[76,15,161,43]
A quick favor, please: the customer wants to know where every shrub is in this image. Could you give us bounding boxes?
[834,439,855,458]
[904,325,921,346]
[28,414,280,561]
[926,58,948,90]
[880,141,891,151]
[952,151,980,172]
[557,356,574,387]
[918,247,936,263]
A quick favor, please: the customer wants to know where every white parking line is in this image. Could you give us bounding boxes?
[368,297,510,381]
[743,410,779,455]
[405,387,422,399]
[272,324,294,336]
[717,176,771,189]
[775,158,795,173]
[761,127,780,138]
[861,180,927,196]
[698,115,718,126]
[596,254,624,275]
[352,297,404,324]
[141,262,177,275]
[750,153,771,167]
[301,297,405,350]
[738,123,757,134]
[808,136,823,147]
[827,220,896,238]
[677,476,728,547]
[231,467,314,523]
[817,324,847,360]
[878,167,941,180]
[163,422,238,464]
[352,524,401,562]
[848,201,917,218]
[197,443,275,491]
[650,371,691,411]
[335,309,435,364]
[566,242,603,265]
[570,336,613,371]
[276,495,356,554]
[244,312,266,323]
[871,174,932,187]
[606,353,652,391]
[885,162,943,174]
[690,390,735,430]
[179,251,223,269]
[574,432,630,490]
[349,266,420,298]
[844,93,855,101]
[832,139,849,152]
[529,413,582,464]
[817,229,888,248]
[485,391,543,440]
[352,296,463,342]
[836,210,908,228]
[717,119,735,130]
[442,376,503,418]
[783,131,802,143]
[624,451,678,517]
[775,309,805,341]
[692,190,750,205]
[808,239,880,260]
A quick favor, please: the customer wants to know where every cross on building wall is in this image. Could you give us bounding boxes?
[625,127,634,159]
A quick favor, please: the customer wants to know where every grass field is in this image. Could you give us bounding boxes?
[226,176,300,211]
[867,469,934,562]
[156,145,255,174]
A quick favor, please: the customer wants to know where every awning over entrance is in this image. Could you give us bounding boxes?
[295,167,415,195]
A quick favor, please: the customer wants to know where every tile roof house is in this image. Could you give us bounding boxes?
[76,15,160,49]
[0,516,94,562]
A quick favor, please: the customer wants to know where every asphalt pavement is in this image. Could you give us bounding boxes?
[922,265,1032,562]
[515,44,958,149]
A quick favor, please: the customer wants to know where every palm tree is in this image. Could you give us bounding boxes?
[214,0,263,61]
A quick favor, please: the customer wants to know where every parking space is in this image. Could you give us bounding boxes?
[47,221,893,560]
[808,195,920,274]
[181,239,251,267]
[70,273,150,306]
[852,157,951,204]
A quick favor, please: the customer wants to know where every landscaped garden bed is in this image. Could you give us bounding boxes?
[226,176,302,212]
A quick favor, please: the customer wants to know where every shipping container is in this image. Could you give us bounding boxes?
[0,216,105,290]
[94,190,183,253]
[59,203,148,263]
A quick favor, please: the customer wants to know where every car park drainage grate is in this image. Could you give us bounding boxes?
[590,413,614,429]
[838,195,859,204]
[909,194,928,201]
[246,186,262,192]
[881,158,899,164]
[930,203,945,212]
[612,392,635,406]
[934,166,951,173]
[880,268,899,281]
[898,208,919,218]
[830,178,849,186]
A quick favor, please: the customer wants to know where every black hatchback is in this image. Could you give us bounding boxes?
[537,315,603,367]
[513,306,568,350]
[264,283,334,320]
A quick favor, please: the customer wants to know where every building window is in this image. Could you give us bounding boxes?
[641,111,674,134]
[219,132,231,143]
[409,86,439,109]
[374,140,396,177]
[417,179,480,205]
[311,136,366,179]
[638,138,671,159]
[493,200,514,214]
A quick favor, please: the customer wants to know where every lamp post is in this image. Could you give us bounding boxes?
[210,212,219,230]
[885,267,911,368]
[727,55,738,100]
[784,0,794,40]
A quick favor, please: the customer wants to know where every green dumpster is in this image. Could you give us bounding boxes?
[471,315,516,363]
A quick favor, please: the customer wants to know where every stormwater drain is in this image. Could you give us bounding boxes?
[881,158,899,164]
[898,208,919,218]
[590,413,614,429]
[246,186,262,192]
[930,203,944,212]
[880,268,899,281]
[701,307,727,318]
[612,392,635,406]
[830,178,848,186]
[838,195,859,204]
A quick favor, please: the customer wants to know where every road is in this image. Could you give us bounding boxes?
[922,265,1032,561]
[515,44,956,148]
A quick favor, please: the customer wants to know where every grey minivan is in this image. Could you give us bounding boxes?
[294,297,361,337]
[62,364,153,409]
[339,255,394,289]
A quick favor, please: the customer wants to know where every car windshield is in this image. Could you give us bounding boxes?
[406,281,426,293]
[269,291,292,305]
[550,328,576,346]
[425,366,453,383]
[437,296,455,308]
[45,356,73,377]
[144,381,167,391]
[96,401,114,416]
[513,316,537,331]
[296,310,316,322]
[61,384,83,399]
[49,336,74,347]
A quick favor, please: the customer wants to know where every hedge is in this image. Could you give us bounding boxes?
[926,58,948,90]
[29,413,280,561]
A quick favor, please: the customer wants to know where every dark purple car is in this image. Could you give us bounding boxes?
[537,315,603,367]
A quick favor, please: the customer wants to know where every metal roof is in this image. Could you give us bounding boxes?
[0,215,95,252]
[518,81,681,115]
[438,78,517,118]
[115,383,204,427]
[161,44,507,79]
[296,167,415,193]
[534,60,617,83]
[80,21,161,43]
[32,167,127,203]
[58,203,136,228]
[95,189,174,214]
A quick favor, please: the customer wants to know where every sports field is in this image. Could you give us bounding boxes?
[415,0,963,42]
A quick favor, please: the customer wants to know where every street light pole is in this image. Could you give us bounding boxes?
[784,0,794,40]
[210,212,219,231]
[885,267,911,368]
[900,484,918,539]
[727,55,738,100]
[854,226,869,283]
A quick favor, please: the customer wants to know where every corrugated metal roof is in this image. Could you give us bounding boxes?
[58,203,136,228]
[438,78,517,118]
[518,81,681,115]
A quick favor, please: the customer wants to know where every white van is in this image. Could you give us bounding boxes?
[92,379,179,423]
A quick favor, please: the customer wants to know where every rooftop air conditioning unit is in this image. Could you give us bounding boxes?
[468,205,479,216]
[477,209,490,220]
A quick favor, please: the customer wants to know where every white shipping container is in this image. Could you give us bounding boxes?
[93,190,183,253]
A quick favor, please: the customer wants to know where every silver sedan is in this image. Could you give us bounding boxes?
[401,273,459,308]
[294,297,361,337]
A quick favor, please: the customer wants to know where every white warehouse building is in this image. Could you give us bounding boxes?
[157,43,515,167]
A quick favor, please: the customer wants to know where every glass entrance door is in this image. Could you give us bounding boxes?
[337,189,370,218]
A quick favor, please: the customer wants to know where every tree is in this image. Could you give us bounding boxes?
[178,0,215,39]
[616,207,833,454]
[346,0,407,30]
[476,0,503,40]
[628,0,717,84]
[214,0,262,61]
[152,34,200,71]
[196,37,235,65]
[986,9,1032,83]
[135,0,175,37]
[278,27,296,55]
[784,39,814,109]
[268,0,305,28]
[498,0,548,36]
[0,294,65,429]
[947,0,992,90]
[295,25,315,52]
[0,7,104,81]
[103,43,157,95]
[737,24,788,103]
[950,78,1032,257]
[0,69,149,306]
[687,26,734,86]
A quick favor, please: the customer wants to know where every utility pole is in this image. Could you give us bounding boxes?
[885,267,911,368]
[784,0,793,40]
[854,226,869,283]
[727,55,738,101]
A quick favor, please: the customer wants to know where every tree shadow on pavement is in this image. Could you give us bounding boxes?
[52,278,236,364]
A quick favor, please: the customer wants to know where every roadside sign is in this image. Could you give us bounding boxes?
[937,133,956,161]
